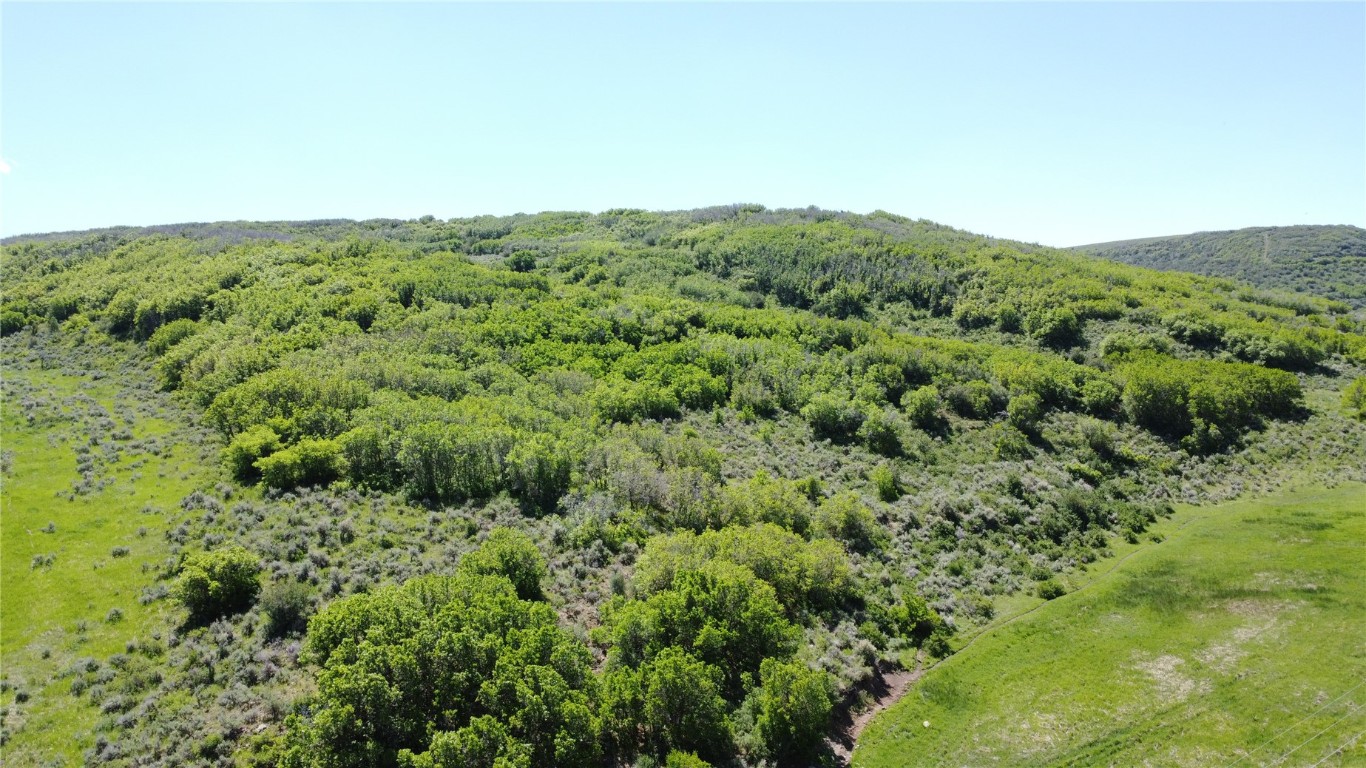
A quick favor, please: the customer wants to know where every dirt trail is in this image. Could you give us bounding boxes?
[828,663,924,764]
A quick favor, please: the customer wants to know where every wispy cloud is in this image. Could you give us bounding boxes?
[0,158,11,175]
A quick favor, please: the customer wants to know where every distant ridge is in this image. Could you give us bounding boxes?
[1073,225,1366,309]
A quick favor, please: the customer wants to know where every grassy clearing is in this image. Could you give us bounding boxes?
[856,483,1366,767]
[1,344,222,765]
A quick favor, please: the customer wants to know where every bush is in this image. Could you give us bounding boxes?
[261,581,313,638]
[814,492,886,552]
[224,425,282,482]
[1037,579,1066,600]
[458,528,547,601]
[870,464,901,502]
[801,393,864,442]
[174,547,262,622]
[1344,377,1366,421]
[900,385,942,430]
[255,438,345,489]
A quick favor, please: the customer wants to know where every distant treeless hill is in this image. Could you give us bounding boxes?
[1073,225,1366,309]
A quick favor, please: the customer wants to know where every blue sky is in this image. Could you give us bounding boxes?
[2,2,1362,246]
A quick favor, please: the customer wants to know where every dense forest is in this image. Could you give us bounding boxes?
[1075,224,1366,308]
[2,206,1364,767]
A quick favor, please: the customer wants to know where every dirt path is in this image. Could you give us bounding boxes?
[828,662,925,764]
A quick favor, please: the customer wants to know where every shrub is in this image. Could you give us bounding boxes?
[224,425,281,482]
[255,438,345,489]
[174,547,262,622]
[900,385,942,430]
[946,380,1004,420]
[870,464,901,502]
[146,319,199,356]
[1037,579,1066,600]
[458,528,547,601]
[801,393,864,441]
[260,581,313,638]
[814,492,886,552]
[1344,377,1366,421]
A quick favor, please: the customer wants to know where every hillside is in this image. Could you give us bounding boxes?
[1074,225,1366,309]
[2,206,1364,768]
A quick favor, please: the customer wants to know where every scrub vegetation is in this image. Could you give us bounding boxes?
[1,206,1363,767]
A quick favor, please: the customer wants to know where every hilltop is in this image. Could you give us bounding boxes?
[2,206,1364,767]
[1073,224,1366,309]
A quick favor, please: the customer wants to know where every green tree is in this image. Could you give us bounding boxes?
[747,658,835,760]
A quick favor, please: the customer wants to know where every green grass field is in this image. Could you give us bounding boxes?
[1,351,221,765]
[856,483,1366,767]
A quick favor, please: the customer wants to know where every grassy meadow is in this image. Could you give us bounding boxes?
[855,483,1366,767]
[1,342,222,764]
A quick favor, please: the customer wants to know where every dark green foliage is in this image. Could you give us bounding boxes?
[599,647,732,762]
[506,251,538,273]
[293,572,598,768]
[745,658,836,760]
[175,547,262,623]
[1118,352,1301,448]
[604,561,798,701]
[946,380,1005,420]
[1029,307,1084,349]
[0,309,27,335]
[1036,579,1066,600]
[457,528,547,601]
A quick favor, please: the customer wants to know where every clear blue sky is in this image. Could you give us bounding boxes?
[2,2,1362,246]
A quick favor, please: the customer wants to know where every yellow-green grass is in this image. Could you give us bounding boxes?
[857,483,1366,767]
[1,363,219,765]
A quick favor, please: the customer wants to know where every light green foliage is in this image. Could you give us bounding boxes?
[457,527,548,601]
[1006,392,1044,434]
[900,384,942,430]
[1343,376,1366,420]
[664,751,711,768]
[174,546,262,623]
[223,424,281,481]
[5,209,1365,767]
[604,561,799,701]
[255,437,345,489]
[631,523,855,613]
[814,492,887,552]
[870,463,901,502]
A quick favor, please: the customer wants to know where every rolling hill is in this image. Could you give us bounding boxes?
[2,206,1364,767]
[1073,224,1366,309]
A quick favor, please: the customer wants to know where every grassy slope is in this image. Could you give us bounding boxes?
[0,342,220,765]
[1074,225,1366,308]
[855,482,1366,768]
